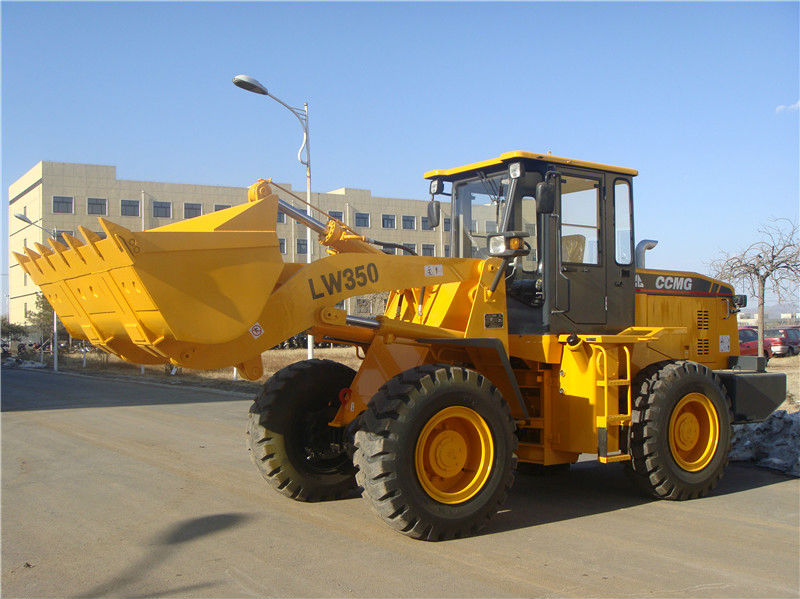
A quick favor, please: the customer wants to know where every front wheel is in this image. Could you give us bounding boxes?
[627,361,732,500]
[354,365,517,541]
[247,359,357,502]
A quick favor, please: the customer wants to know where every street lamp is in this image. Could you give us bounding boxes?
[13,213,59,372]
[233,74,315,360]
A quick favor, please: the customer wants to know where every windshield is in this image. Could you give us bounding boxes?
[452,172,508,258]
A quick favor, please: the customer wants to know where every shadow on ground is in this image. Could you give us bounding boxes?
[1,368,254,412]
[481,460,794,536]
[76,513,255,598]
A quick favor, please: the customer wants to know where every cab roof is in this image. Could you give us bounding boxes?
[423,151,638,180]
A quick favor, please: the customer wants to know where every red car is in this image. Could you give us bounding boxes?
[738,327,772,358]
[764,327,800,357]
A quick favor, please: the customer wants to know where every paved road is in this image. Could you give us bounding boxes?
[3,368,798,598]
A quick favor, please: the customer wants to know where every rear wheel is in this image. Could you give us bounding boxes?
[354,365,516,540]
[627,361,732,500]
[247,359,357,501]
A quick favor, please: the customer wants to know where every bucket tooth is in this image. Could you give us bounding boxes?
[33,242,54,256]
[62,233,87,263]
[48,237,68,252]
[11,251,30,272]
[98,218,133,253]
[78,226,102,243]
[47,238,70,266]
[78,226,104,259]
[21,248,43,273]
[33,243,56,270]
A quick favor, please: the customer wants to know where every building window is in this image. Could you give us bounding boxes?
[24,302,28,319]
[471,220,477,232]
[402,215,415,230]
[355,212,370,227]
[214,204,231,212]
[94,231,107,240]
[52,196,73,214]
[184,203,202,219]
[402,242,416,254]
[277,211,285,224]
[23,273,28,286]
[382,247,395,255]
[121,199,140,216]
[153,201,171,218]
[279,238,286,254]
[422,244,435,256]
[421,217,432,231]
[329,210,343,221]
[382,214,396,229]
[444,244,451,257]
[87,197,107,215]
[485,220,497,234]
[297,238,308,254]
[444,218,451,232]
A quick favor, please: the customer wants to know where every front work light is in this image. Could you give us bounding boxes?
[487,231,530,258]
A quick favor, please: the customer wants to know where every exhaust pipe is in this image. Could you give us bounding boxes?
[635,239,658,268]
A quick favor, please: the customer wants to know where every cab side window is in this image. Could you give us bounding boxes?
[614,179,633,265]
[560,176,600,264]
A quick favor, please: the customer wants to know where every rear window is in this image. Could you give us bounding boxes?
[765,329,782,337]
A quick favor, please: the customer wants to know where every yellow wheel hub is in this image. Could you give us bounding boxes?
[668,392,719,472]
[415,406,494,504]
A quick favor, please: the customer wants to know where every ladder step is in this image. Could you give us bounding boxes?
[599,454,631,464]
[606,414,631,425]
[599,379,630,387]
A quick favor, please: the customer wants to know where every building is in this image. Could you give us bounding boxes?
[8,161,496,325]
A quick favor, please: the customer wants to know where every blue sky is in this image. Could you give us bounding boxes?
[2,1,798,312]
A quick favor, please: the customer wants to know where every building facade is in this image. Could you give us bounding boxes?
[8,161,495,325]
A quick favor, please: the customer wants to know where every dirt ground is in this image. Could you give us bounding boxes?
[767,353,799,412]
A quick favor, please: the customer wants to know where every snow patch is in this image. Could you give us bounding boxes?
[730,410,800,477]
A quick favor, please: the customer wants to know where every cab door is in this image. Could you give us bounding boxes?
[554,171,607,326]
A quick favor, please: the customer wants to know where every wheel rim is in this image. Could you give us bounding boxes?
[668,392,719,472]
[414,406,494,504]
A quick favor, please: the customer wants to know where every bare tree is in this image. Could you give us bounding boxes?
[710,218,800,357]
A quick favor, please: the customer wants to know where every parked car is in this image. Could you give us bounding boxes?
[738,327,772,358]
[764,326,800,357]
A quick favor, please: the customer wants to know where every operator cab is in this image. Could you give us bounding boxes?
[425,151,638,335]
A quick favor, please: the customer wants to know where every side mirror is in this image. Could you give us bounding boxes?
[535,180,556,214]
[733,294,747,308]
[427,199,441,228]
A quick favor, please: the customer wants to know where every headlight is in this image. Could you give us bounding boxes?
[487,232,530,258]
[489,236,507,255]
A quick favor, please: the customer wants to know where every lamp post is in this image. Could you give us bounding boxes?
[13,213,59,372]
[233,74,314,359]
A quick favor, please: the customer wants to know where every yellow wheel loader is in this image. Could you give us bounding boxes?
[15,151,786,541]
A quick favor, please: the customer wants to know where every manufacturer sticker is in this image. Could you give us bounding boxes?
[484,313,504,329]
[249,322,264,339]
[424,264,444,277]
[719,334,730,353]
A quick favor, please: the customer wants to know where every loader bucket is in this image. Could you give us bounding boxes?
[13,181,283,367]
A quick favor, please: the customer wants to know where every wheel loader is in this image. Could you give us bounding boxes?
[15,150,786,541]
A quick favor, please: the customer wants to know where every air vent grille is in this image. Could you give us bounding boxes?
[697,339,710,355]
[696,310,709,330]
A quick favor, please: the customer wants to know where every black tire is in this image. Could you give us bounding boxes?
[354,365,517,541]
[247,359,357,502]
[627,361,733,500]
